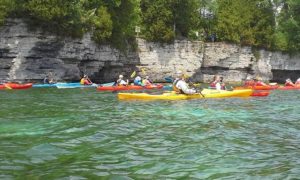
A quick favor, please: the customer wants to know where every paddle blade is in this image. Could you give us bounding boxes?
[4,84,12,89]
[130,71,136,78]
[141,68,146,75]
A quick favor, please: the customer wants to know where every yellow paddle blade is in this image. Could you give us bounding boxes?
[4,84,12,89]
[130,71,136,78]
[141,68,146,75]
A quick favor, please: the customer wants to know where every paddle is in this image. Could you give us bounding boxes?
[4,83,12,90]
[130,71,136,78]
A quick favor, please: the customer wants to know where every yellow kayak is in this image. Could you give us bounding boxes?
[118,89,253,100]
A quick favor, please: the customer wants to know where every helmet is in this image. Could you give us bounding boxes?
[176,70,183,77]
[119,75,123,79]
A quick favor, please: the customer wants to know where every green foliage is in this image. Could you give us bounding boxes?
[91,6,113,43]
[140,0,201,42]
[25,0,84,36]
[273,0,300,52]
[0,0,299,52]
[215,0,275,48]
[0,0,15,25]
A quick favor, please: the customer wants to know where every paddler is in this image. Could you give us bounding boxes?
[220,76,226,90]
[244,77,255,86]
[80,74,93,85]
[142,75,152,86]
[253,77,267,86]
[209,75,222,90]
[285,78,295,87]
[116,74,128,86]
[133,76,142,86]
[173,71,198,94]
[295,78,300,85]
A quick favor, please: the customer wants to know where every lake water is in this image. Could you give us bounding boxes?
[0,88,299,179]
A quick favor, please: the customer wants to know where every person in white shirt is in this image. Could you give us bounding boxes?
[173,71,198,94]
[116,75,128,86]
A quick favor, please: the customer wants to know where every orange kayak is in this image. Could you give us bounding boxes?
[234,85,279,90]
[0,83,33,90]
[97,84,163,91]
[278,85,300,90]
[251,91,270,97]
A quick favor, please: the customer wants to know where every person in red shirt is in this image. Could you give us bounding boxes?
[244,77,255,86]
[254,77,267,86]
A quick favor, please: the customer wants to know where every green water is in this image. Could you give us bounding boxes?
[0,89,299,179]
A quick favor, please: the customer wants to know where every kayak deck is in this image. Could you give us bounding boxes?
[118,89,253,100]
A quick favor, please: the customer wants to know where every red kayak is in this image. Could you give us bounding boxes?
[97,84,163,91]
[234,85,279,90]
[251,91,270,97]
[278,85,300,90]
[0,83,33,90]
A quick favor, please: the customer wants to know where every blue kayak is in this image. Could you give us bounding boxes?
[56,82,115,89]
[33,82,115,88]
[32,83,58,88]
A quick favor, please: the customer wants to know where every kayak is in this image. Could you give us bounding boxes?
[56,82,96,89]
[0,83,32,90]
[97,84,163,91]
[32,83,58,88]
[234,85,279,90]
[251,91,270,97]
[118,89,253,100]
[56,82,114,89]
[278,86,300,90]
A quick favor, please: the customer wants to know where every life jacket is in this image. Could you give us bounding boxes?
[134,79,142,86]
[255,81,265,86]
[210,81,217,89]
[285,82,294,87]
[80,78,85,85]
[244,80,255,86]
[221,84,226,90]
[84,79,91,85]
[173,79,184,94]
[142,79,151,86]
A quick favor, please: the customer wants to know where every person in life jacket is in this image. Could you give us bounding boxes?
[133,76,142,86]
[210,75,222,90]
[80,75,93,85]
[142,76,152,86]
[295,78,300,85]
[173,71,198,94]
[220,76,226,90]
[253,77,267,86]
[285,78,295,87]
[244,77,255,86]
[116,75,128,86]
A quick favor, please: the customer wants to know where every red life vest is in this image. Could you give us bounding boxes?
[244,80,255,86]
[210,82,216,88]
[285,82,294,87]
[255,81,264,86]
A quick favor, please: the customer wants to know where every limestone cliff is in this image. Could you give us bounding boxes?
[1,19,299,83]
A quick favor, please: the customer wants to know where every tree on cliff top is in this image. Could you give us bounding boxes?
[214,0,275,48]
[273,0,300,51]
[140,0,200,43]
[0,0,15,26]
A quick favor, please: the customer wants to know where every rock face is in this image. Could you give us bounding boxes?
[1,19,300,83]
[0,19,139,83]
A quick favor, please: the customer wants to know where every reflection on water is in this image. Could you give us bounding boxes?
[0,89,299,179]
